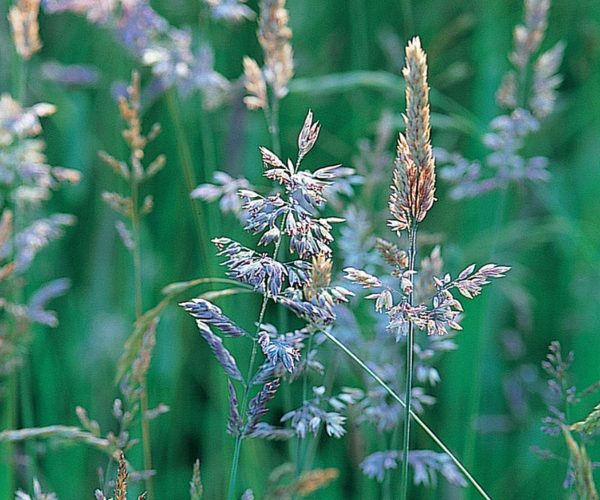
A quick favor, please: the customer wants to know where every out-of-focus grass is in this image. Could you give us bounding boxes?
[0,0,598,498]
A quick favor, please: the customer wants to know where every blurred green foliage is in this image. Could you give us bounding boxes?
[1,0,599,498]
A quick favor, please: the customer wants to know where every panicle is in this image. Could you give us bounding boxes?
[258,0,294,99]
[388,37,435,234]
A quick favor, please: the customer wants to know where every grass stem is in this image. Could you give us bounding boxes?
[400,225,418,500]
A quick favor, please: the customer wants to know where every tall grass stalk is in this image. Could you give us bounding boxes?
[400,225,417,500]
[130,162,154,499]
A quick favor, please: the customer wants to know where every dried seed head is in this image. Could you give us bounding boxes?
[388,37,436,234]
[8,0,42,60]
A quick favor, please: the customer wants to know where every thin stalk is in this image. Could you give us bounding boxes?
[321,330,491,500]
[227,224,286,500]
[165,90,210,273]
[130,175,154,500]
[400,225,418,500]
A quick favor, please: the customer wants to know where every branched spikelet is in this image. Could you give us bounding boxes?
[8,0,42,60]
[388,37,435,234]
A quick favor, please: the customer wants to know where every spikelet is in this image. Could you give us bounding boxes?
[388,37,435,235]
[8,0,42,60]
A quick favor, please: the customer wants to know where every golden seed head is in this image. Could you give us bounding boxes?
[388,37,436,234]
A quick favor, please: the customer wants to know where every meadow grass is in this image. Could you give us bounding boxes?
[0,0,598,498]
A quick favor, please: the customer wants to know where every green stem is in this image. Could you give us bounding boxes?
[321,330,491,500]
[400,225,418,500]
[131,173,154,499]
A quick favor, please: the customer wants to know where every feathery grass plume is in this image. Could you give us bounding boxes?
[190,459,204,499]
[181,111,353,499]
[340,37,508,498]
[438,0,564,198]
[388,38,435,234]
[8,0,42,60]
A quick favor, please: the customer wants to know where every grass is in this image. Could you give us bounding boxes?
[0,0,598,498]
